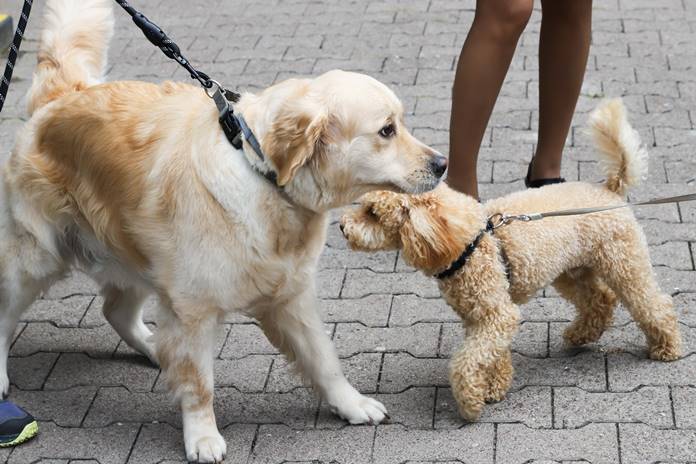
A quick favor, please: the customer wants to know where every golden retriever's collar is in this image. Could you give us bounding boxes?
[435,220,495,280]
[233,113,280,187]
[231,112,313,212]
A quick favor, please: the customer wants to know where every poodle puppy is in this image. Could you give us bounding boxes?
[340,99,682,421]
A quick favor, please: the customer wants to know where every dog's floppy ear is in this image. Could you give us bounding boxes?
[262,97,328,186]
[399,198,461,273]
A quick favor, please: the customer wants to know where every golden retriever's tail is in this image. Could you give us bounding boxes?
[588,98,648,196]
[27,0,114,115]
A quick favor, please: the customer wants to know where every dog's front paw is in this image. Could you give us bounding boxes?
[326,384,388,425]
[185,430,226,463]
[649,342,682,362]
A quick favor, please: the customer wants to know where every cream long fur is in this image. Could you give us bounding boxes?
[341,99,682,422]
[0,0,447,462]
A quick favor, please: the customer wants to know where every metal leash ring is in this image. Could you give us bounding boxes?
[487,212,536,230]
[204,79,224,99]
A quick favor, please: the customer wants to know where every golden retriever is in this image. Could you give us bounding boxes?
[340,99,681,421]
[0,0,447,461]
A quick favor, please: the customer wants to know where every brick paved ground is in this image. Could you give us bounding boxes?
[0,0,695,462]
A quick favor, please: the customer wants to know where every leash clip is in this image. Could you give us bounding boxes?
[488,212,543,230]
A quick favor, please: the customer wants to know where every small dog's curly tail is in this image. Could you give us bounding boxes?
[588,98,648,196]
[26,0,114,115]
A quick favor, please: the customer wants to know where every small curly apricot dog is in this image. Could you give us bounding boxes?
[340,99,682,421]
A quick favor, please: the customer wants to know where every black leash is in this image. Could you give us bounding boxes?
[113,1,248,145]
[113,1,287,190]
[0,0,33,113]
[113,0,237,98]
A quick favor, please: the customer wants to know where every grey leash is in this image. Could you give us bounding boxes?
[488,193,696,229]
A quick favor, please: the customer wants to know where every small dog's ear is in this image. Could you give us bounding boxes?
[399,200,459,272]
[263,97,328,186]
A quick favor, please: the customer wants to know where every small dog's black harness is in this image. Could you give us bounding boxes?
[435,218,512,281]
[435,220,496,280]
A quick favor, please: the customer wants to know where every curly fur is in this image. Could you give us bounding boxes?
[341,99,682,421]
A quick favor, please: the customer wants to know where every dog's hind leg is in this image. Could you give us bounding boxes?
[553,268,617,347]
[596,234,681,361]
[0,226,64,396]
[101,285,157,365]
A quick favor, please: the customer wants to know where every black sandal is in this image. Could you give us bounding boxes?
[524,158,565,189]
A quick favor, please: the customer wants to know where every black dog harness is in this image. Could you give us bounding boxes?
[435,217,513,282]
[435,219,496,280]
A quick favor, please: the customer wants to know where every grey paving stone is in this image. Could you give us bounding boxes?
[511,353,607,391]
[11,323,121,358]
[22,296,95,328]
[267,352,382,394]
[554,386,672,428]
[11,386,97,427]
[620,424,696,463]
[496,423,619,464]
[372,424,494,464]
[608,353,696,391]
[321,295,392,327]
[333,322,440,357]
[7,353,59,391]
[672,386,696,428]
[436,386,552,429]
[380,353,449,393]
[317,269,346,299]
[8,422,139,464]
[389,295,459,326]
[44,353,159,391]
[128,423,256,464]
[213,355,273,392]
[249,424,374,464]
[319,247,397,272]
[220,323,279,359]
[341,269,440,298]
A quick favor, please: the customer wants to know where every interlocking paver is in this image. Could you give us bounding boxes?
[608,353,696,391]
[128,423,256,464]
[373,424,494,464]
[0,0,693,462]
[11,387,97,427]
[496,423,619,464]
[620,424,696,464]
[249,425,374,464]
[554,386,673,429]
[333,322,440,357]
[44,353,159,391]
[8,422,139,464]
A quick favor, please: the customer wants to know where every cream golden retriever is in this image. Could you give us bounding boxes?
[0,0,447,461]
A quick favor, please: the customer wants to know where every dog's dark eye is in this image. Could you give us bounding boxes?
[378,124,396,138]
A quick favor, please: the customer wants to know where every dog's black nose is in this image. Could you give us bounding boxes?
[339,223,346,234]
[429,155,448,178]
